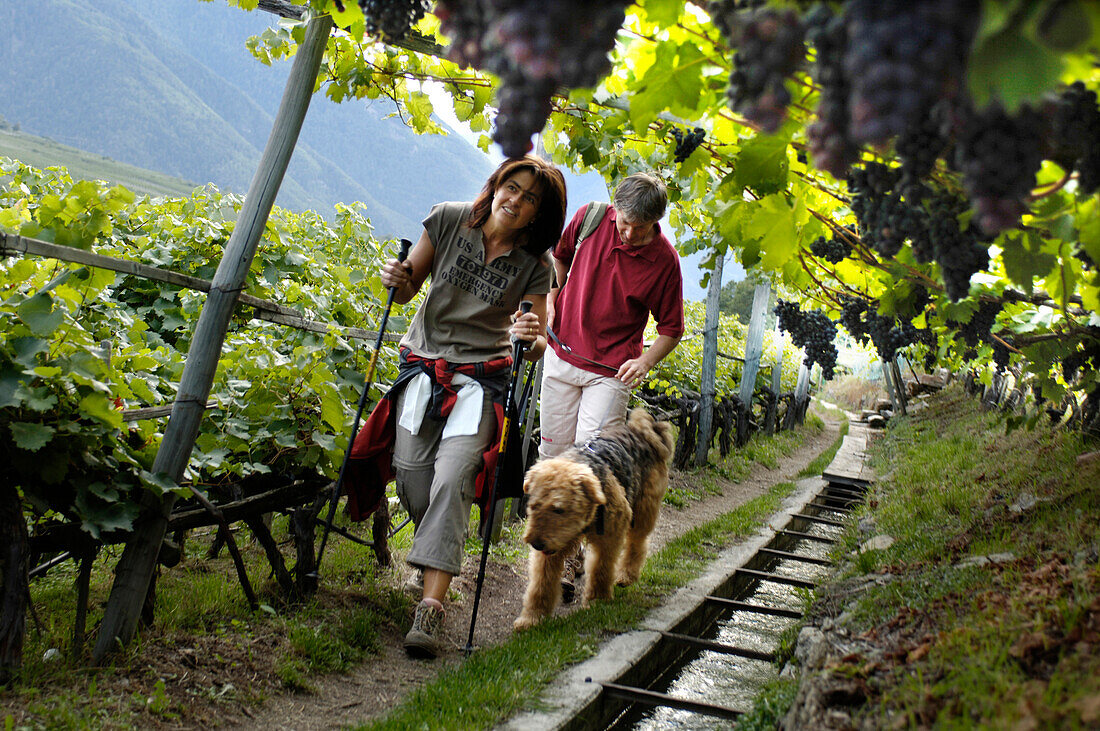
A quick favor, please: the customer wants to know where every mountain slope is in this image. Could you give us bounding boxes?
[0,0,492,235]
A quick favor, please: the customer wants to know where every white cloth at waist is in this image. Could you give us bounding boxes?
[398,371,484,439]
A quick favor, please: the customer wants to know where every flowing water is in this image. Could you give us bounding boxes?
[617,507,849,729]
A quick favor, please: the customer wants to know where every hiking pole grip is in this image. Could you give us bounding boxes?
[312,237,413,580]
[512,299,534,351]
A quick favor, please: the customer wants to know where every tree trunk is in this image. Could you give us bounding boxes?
[0,483,28,684]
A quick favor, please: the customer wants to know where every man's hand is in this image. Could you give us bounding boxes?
[616,357,652,389]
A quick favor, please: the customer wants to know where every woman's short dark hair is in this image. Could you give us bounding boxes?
[467,156,568,257]
[613,172,667,224]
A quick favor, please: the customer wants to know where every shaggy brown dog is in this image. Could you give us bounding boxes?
[514,408,674,630]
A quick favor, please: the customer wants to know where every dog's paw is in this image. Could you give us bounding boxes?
[513,614,540,631]
[615,571,639,587]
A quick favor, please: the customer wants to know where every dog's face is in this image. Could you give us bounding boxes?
[522,458,606,554]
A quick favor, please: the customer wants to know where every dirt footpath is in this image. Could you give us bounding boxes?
[236,417,840,730]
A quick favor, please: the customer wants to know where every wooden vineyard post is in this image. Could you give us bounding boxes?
[696,252,724,466]
[891,357,908,416]
[881,359,899,414]
[791,359,810,426]
[92,14,334,663]
[0,482,28,683]
[764,320,783,434]
[738,281,772,406]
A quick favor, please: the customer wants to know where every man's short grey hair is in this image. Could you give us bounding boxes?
[613,172,667,224]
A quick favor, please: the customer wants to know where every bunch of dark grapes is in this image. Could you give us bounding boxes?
[916,191,990,299]
[1046,81,1100,194]
[710,3,805,132]
[775,299,838,380]
[954,102,1046,235]
[895,106,950,200]
[915,327,939,370]
[991,339,1012,373]
[434,0,629,157]
[671,127,706,163]
[355,0,430,41]
[838,296,870,346]
[1062,327,1100,382]
[949,300,1002,349]
[804,5,859,176]
[837,295,921,362]
[842,0,979,147]
[848,163,925,258]
[809,234,850,263]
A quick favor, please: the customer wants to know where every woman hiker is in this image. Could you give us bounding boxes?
[342,155,567,658]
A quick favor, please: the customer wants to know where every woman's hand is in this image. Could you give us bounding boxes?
[380,257,412,290]
[510,309,540,344]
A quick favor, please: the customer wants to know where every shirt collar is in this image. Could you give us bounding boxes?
[608,207,664,261]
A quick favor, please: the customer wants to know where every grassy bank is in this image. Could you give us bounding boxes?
[780,387,1100,728]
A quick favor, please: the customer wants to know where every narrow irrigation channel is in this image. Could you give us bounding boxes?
[502,424,873,731]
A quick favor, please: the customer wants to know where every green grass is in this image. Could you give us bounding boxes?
[699,413,827,485]
[805,386,1100,728]
[797,419,849,478]
[0,129,197,199]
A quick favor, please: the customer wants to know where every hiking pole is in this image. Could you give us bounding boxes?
[310,236,412,581]
[465,300,533,656]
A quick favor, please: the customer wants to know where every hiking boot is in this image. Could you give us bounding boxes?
[404,600,444,659]
[403,567,424,596]
[560,546,585,604]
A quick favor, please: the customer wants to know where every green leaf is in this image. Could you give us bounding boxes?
[574,136,601,167]
[75,491,138,539]
[1001,231,1057,294]
[641,0,684,27]
[1035,0,1092,50]
[968,27,1064,109]
[10,422,55,452]
[743,195,798,270]
[0,364,26,409]
[1079,199,1100,265]
[16,292,65,336]
[11,337,49,367]
[320,388,346,432]
[79,392,124,429]
[631,42,704,129]
[734,135,790,195]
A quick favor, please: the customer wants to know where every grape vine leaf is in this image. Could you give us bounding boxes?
[10,421,54,452]
[17,292,64,336]
[629,42,704,130]
[79,392,125,429]
[744,195,798,270]
[968,26,1064,109]
[1001,231,1057,294]
[734,135,790,196]
[75,491,139,539]
[1035,0,1093,51]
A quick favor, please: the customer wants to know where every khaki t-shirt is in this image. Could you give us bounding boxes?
[401,201,553,362]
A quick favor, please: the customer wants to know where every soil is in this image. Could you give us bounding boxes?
[231,415,840,730]
[5,415,840,730]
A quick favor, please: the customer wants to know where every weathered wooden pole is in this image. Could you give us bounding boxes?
[738,281,772,406]
[695,254,724,466]
[93,14,334,663]
[880,359,899,413]
[763,322,783,435]
[891,357,908,416]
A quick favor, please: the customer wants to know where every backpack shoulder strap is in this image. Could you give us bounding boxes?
[575,202,610,249]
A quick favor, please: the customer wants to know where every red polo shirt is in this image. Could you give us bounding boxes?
[551,204,684,373]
